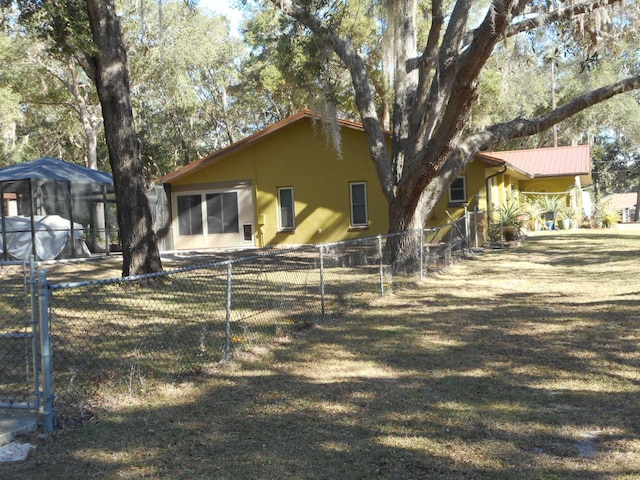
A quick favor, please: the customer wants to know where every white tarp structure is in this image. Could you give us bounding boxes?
[0,215,89,261]
[0,157,115,261]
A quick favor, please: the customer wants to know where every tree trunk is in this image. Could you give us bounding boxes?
[65,57,102,170]
[385,199,422,272]
[85,0,162,277]
[386,165,453,270]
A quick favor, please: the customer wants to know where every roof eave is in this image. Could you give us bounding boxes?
[158,110,386,184]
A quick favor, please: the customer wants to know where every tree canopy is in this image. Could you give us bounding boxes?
[2,0,640,266]
[253,0,640,262]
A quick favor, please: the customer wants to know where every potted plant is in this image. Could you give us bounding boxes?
[494,201,522,241]
[556,205,575,230]
[519,196,544,231]
[538,195,562,230]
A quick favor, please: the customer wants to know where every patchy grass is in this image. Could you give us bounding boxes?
[3,229,640,479]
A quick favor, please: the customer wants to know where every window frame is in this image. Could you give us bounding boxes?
[176,194,203,236]
[176,190,241,237]
[449,176,467,204]
[205,191,239,234]
[277,186,296,231]
[349,181,369,228]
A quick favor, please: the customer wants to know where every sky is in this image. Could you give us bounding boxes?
[198,0,243,34]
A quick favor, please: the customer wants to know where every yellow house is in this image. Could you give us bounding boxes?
[157,111,592,250]
[159,110,391,250]
[476,145,593,224]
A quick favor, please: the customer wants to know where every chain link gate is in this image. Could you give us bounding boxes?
[0,258,40,411]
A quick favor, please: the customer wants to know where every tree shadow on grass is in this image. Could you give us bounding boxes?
[3,231,640,479]
[12,285,638,479]
[5,347,637,479]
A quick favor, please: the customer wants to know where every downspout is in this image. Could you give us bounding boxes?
[485,165,507,221]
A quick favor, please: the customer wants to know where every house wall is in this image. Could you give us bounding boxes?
[517,177,576,196]
[163,117,513,250]
[167,118,390,248]
[424,160,493,244]
[427,159,490,227]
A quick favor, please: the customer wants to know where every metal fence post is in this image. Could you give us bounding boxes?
[419,229,424,280]
[378,235,384,296]
[225,263,232,362]
[29,256,40,411]
[38,270,54,432]
[319,245,325,322]
[474,206,479,248]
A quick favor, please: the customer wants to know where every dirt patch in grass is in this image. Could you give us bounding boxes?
[3,230,640,479]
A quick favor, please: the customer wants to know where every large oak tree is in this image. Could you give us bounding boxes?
[84,0,162,276]
[270,0,640,264]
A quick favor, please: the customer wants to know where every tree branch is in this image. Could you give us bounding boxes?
[490,75,640,145]
[411,0,443,137]
[506,0,622,37]
[271,0,395,200]
[412,0,521,170]
[461,0,622,49]
[452,74,640,162]
[416,0,474,140]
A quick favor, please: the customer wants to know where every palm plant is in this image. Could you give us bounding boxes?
[519,196,544,231]
[490,200,523,241]
[592,199,620,228]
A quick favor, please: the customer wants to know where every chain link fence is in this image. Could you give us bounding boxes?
[0,259,38,409]
[1,214,484,428]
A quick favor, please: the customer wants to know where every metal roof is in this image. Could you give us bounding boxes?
[0,157,113,185]
[477,145,591,178]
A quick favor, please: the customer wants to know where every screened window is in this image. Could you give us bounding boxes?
[350,182,368,227]
[278,187,295,230]
[449,176,467,203]
[206,192,239,234]
[177,194,202,235]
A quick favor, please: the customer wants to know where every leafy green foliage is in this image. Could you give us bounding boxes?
[0,24,104,167]
[592,197,620,227]
[591,135,640,197]
[122,1,248,176]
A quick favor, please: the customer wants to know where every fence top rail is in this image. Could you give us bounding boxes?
[47,216,480,291]
[318,226,447,250]
[0,260,27,267]
[48,243,319,291]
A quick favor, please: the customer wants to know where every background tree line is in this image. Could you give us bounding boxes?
[1,0,640,273]
[3,1,638,185]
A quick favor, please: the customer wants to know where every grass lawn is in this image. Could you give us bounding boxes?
[2,230,640,479]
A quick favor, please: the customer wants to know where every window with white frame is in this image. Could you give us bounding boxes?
[449,176,467,203]
[206,192,239,234]
[177,191,239,236]
[350,182,368,227]
[278,187,295,230]
[177,194,203,235]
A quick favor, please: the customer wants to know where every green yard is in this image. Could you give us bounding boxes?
[2,230,640,479]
